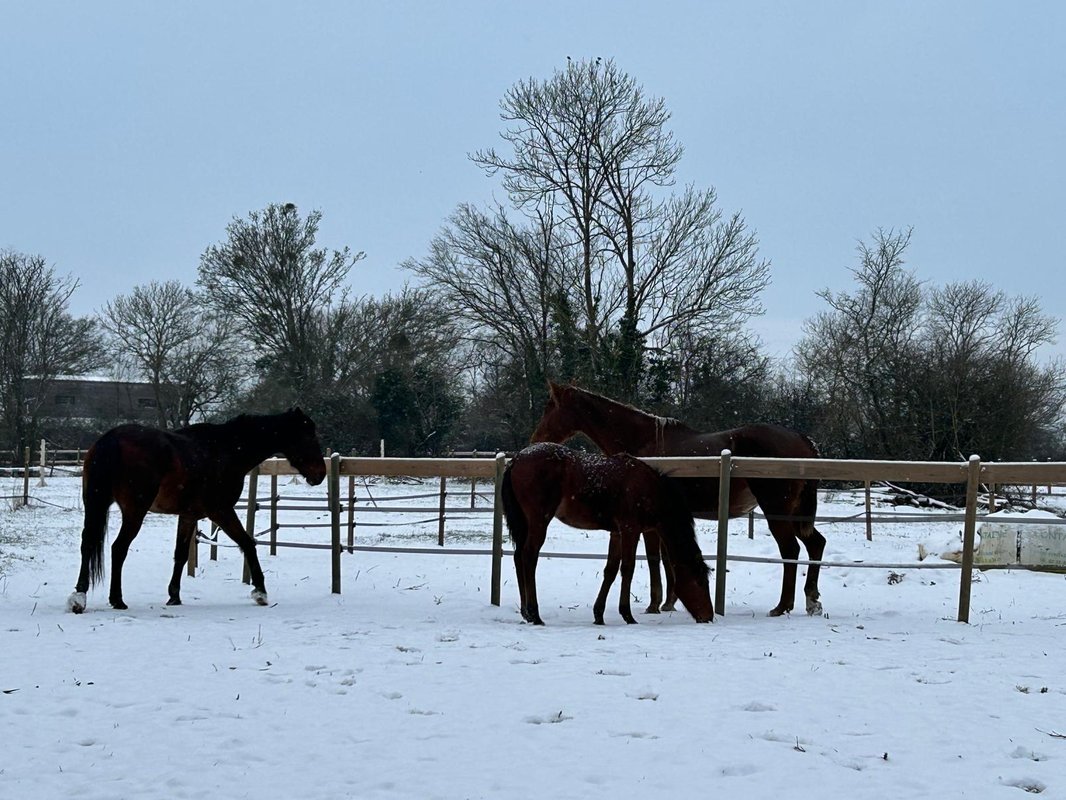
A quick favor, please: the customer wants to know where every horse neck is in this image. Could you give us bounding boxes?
[572,391,670,456]
[220,415,290,472]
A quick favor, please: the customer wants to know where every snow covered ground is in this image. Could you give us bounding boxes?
[2,473,1065,799]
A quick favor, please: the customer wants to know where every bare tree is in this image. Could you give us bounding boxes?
[925,282,1063,461]
[0,250,104,450]
[468,58,768,398]
[100,280,243,427]
[797,230,1065,461]
[406,203,574,410]
[197,203,365,401]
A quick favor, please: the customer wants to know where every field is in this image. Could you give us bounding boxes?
[2,474,1065,799]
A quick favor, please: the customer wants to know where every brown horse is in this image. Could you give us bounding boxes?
[67,408,327,613]
[501,442,714,626]
[531,382,826,617]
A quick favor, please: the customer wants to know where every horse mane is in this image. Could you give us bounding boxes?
[562,384,692,432]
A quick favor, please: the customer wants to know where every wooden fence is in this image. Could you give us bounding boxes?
[184,452,1066,625]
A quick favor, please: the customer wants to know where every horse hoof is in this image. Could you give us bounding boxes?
[67,592,87,614]
[806,598,823,616]
[767,606,791,617]
[250,589,269,606]
[644,606,661,615]
[166,597,182,606]
[623,616,638,625]
[110,599,128,611]
[661,602,677,612]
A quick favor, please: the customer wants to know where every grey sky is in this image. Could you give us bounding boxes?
[3,1,1064,359]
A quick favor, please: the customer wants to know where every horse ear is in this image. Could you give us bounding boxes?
[547,381,560,399]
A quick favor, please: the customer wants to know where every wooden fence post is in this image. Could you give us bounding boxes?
[330,453,342,594]
[347,475,356,553]
[748,510,754,539]
[491,453,506,606]
[437,476,447,546]
[957,455,982,623]
[242,466,259,585]
[22,446,30,506]
[714,450,732,615]
[37,439,47,487]
[269,473,279,556]
[865,481,873,541]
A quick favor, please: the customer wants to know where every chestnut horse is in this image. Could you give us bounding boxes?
[531,382,825,617]
[67,408,327,613]
[501,442,714,626]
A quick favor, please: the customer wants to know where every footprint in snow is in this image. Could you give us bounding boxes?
[1002,777,1047,794]
[525,711,572,725]
[743,701,777,712]
[1010,746,1049,762]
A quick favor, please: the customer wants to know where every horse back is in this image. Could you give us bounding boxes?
[670,422,818,459]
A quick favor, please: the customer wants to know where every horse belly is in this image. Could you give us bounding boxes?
[554,497,611,531]
[730,485,759,516]
[688,481,758,520]
[149,472,193,515]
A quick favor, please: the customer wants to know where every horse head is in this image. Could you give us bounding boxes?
[530,381,580,444]
[281,407,327,485]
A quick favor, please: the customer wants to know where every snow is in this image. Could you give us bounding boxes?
[2,475,1066,799]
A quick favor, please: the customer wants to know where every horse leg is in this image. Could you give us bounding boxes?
[210,508,269,605]
[643,530,663,614]
[767,522,801,617]
[801,526,827,615]
[166,515,197,606]
[520,521,548,625]
[594,533,623,625]
[512,547,527,619]
[617,529,639,624]
[659,536,679,612]
[109,506,149,610]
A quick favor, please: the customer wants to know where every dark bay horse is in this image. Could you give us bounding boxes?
[531,382,825,617]
[501,442,714,626]
[67,408,327,613]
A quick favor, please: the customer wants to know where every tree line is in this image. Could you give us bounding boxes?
[3,59,1063,464]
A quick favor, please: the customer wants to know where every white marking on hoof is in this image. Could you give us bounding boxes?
[250,589,269,606]
[67,592,87,614]
[806,598,823,616]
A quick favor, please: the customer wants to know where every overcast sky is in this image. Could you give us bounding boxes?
[3,1,1064,360]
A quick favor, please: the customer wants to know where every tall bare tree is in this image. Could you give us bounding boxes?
[418,58,768,405]
[0,250,104,450]
[797,228,925,458]
[407,203,574,412]
[197,203,365,401]
[100,280,243,427]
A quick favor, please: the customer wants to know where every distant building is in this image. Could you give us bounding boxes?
[27,375,166,446]
[35,375,160,422]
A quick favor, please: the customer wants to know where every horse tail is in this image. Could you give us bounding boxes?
[500,465,527,549]
[80,436,117,588]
